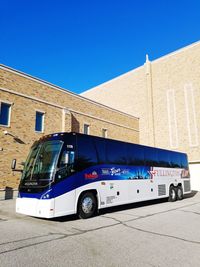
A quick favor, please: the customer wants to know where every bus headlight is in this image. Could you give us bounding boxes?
[41,189,52,199]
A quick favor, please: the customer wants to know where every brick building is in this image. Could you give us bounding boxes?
[0,64,139,194]
[82,41,200,191]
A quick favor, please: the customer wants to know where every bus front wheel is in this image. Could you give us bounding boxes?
[78,192,97,219]
[168,186,177,202]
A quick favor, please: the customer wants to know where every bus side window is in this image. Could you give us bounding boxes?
[76,135,98,171]
[157,149,170,168]
[56,151,75,180]
[181,154,188,169]
[93,138,106,164]
[127,144,144,166]
[170,152,181,168]
[106,140,127,165]
[144,147,158,167]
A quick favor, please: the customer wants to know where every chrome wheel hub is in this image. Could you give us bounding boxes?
[171,189,176,199]
[177,189,182,198]
[82,197,93,214]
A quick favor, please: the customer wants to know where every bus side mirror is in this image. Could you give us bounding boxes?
[63,153,69,165]
[61,151,75,165]
[11,159,17,170]
[69,151,75,164]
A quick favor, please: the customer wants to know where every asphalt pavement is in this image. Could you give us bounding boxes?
[0,192,200,267]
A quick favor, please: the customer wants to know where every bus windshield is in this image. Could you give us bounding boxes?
[21,140,63,185]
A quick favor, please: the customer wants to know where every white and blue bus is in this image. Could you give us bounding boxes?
[16,132,191,219]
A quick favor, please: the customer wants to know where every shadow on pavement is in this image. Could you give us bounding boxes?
[35,190,198,223]
[184,190,198,198]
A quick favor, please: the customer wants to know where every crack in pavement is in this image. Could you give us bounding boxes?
[0,233,59,246]
[1,200,200,255]
[123,223,200,246]
[0,223,121,255]
[101,202,200,246]
[109,201,200,222]
[0,233,67,255]
[179,209,200,216]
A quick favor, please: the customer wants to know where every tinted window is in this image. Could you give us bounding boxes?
[0,102,11,126]
[22,141,63,182]
[56,150,75,180]
[157,149,171,167]
[35,111,44,132]
[76,135,97,171]
[127,144,144,166]
[94,138,106,164]
[144,147,158,166]
[106,140,127,165]
[170,152,181,168]
[180,154,188,169]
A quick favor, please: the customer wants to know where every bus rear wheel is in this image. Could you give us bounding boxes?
[177,186,183,200]
[168,186,177,202]
[78,192,97,219]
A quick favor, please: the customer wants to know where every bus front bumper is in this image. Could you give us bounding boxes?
[16,197,55,218]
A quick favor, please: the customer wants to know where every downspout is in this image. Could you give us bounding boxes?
[144,54,155,146]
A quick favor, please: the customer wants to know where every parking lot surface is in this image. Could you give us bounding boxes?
[0,192,200,267]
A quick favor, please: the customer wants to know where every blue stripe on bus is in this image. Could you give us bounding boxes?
[19,164,152,199]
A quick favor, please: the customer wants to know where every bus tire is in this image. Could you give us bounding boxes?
[168,186,177,202]
[177,186,183,200]
[78,192,97,219]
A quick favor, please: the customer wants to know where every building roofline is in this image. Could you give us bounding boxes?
[0,64,139,120]
[81,65,143,95]
[82,40,200,95]
[151,40,200,64]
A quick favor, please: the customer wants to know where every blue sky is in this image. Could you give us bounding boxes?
[1,0,200,93]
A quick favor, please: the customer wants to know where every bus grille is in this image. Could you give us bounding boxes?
[158,184,166,196]
[184,180,191,192]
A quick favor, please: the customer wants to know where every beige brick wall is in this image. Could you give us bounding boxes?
[71,112,139,143]
[0,66,139,189]
[0,90,67,188]
[0,68,138,130]
[82,41,200,164]
[151,43,200,162]
[82,67,149,145]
